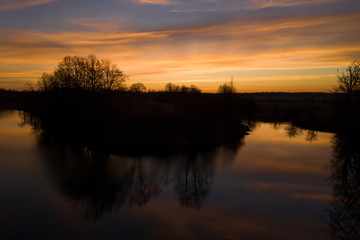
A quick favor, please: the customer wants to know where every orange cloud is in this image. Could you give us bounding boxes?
[67,18,129,32]
[170,0,339,12]
[0,0,55,12]
[246,0,339,9]
[130,0,169,5]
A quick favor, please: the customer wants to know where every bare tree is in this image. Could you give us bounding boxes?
[189,84,201,93]
[129,83,146,93]
[38,73,59,91]
[86,54,104,93]
[335,60,360,98]
[164,82,180,92]
[38,54,126,92]
[218,81,236,94]
[180,84,201,93]
[165,83,200,93]
[101,59,126,91]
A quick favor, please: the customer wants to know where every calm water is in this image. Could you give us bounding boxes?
[0,110,339,239]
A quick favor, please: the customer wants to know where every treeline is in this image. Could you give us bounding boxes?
[127,82,201,94]
[0,88,34,109]
[37,54,236,94]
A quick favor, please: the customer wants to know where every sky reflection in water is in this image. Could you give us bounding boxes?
[0,111,335,240]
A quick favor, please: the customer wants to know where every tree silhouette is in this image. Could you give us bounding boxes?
[164,83,201,93]
[180,85,201,93]
[327,114,360,239]
[218,81,236,94]
[38,54,126,92]
[129,83,146,93]
[335,60,360,99]
[164,82,180,92]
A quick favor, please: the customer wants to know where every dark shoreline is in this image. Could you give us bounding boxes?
[6,91,255,156]
[0,90,349,155]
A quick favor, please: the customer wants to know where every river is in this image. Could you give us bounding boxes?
[0,110,353,240]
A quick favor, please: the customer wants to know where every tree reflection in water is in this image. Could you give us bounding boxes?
[39,145,164,220]
[281,122,319,142]
[328,123,360,239]
[20,111,240,220]
[174,152,214,210]
[19,108,360,238]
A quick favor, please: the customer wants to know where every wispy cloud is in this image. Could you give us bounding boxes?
[170,8,216,13]
[127,0,170,5]
[0,0,55,12]
[170,0,339,13]
[67,18,128,32]
[246,0,339,9]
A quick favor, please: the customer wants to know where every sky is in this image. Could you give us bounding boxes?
[0,0,360,92]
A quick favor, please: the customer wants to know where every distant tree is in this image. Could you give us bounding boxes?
[164,82,180,92]
[189,84,201,93]
[25,82,35,91]
[180,84,201,93]
[335,60,360,98]
[218,81,236,94]
[129,83,146,93]
[146,89,158,93]
[38,54,126,92]
[180,85,189,93]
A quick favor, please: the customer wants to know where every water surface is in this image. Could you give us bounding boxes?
[0,110,337,239]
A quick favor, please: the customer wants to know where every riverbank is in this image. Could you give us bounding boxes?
[12,91,255,155]
[0,90,346,154]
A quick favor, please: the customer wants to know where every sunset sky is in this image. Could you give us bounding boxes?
[1,0,360,92]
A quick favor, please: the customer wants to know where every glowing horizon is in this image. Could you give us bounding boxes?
[0,0,359,92]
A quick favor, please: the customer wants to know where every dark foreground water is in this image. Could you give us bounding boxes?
[0,110,350,239]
